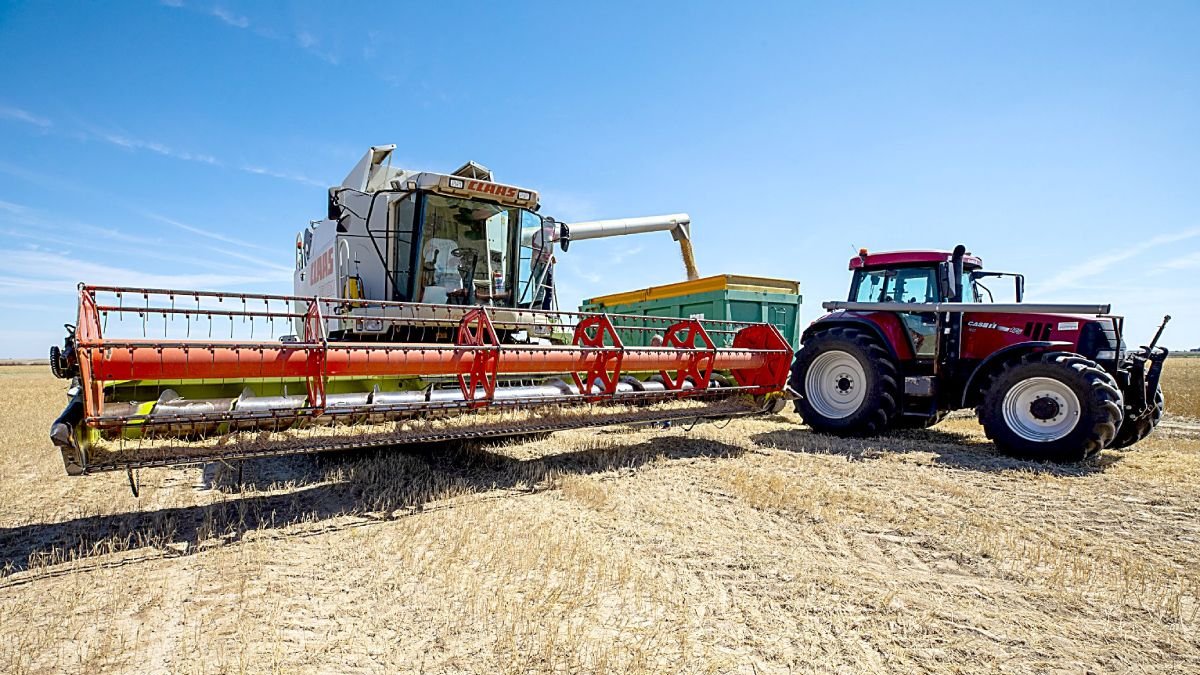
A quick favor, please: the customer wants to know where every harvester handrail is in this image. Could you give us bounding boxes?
[822,301,1112,315]
[81,284,764,331]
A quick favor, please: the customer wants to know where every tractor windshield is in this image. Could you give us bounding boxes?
[852,267,939,303]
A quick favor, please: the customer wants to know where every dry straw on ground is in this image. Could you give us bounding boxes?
[1,361,1198,673]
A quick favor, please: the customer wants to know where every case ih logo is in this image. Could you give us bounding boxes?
[967,321,1023,335]
[465,180,520,199]
[308,247,334,283]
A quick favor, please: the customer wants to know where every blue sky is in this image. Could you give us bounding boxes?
[1,1,1197,357]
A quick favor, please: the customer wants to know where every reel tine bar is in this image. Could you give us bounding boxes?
[571,314,624,401]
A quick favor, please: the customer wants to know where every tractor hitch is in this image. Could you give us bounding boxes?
[1122,315,1171,421]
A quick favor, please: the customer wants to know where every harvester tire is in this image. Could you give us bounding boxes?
[977,351,1122,462]
[1108,386,1164,450]
[790,327,899,435]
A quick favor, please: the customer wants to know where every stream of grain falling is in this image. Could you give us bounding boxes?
[679,238,700,281]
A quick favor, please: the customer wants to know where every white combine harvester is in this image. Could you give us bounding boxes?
[48,146,791,487]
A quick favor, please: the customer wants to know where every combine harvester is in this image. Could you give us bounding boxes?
[47,146,792,486]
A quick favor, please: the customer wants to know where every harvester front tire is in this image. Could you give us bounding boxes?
[978,352,1122,462]
[1108,386,1165,450]
[790,327,899,435]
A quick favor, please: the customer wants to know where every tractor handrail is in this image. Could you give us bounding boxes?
[822,301,1112,315]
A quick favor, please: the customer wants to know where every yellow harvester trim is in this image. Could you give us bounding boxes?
[584,274,800,307]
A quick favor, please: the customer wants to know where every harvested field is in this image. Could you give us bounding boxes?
[1162,355,1200,419]
[2,363,1199,673]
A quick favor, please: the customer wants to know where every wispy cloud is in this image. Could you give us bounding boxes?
[0,199,162,248]
[294,31,339,64]
[611,245,644,264]
[1036,227,1200,292]
[1,199,293,275]
[99,131,220,165]
[0,104,52,128]
[0,249,287,296]
[204,245,293,274]
[240,165,325,187]
[143,211,276,253]
[1153,250,1200,273]
[159,3,339,64]
[211,6,249,29]
[2,104,325,187]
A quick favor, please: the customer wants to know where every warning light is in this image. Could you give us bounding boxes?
[858,248,869,256]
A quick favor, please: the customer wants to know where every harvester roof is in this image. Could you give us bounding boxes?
[340,144,539,209]
[849,249,983,270]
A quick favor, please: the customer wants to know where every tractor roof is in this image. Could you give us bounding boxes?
[849,249,983,270]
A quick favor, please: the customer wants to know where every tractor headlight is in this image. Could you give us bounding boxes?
[1095,349,1117,361]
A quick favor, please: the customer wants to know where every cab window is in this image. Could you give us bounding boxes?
[415,195,516,306]
[891,268,936,304]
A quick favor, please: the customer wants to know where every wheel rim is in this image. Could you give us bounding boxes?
[1001,377,1081,442]
[804,350,867,419]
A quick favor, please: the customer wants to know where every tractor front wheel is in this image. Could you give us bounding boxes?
[790,327,900,435]
[1108,386,1164,450]
[978,352,1122,462]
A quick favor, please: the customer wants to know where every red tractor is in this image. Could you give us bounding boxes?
[788,245,1169,462]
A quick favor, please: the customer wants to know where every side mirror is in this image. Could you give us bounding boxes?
[1015,275,1025,302]
[558,221,570,252]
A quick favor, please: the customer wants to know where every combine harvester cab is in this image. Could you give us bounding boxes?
[46,145,792,478]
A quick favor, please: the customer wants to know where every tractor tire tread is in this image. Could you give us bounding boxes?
[790,326,900,436]
[977,351,1122,462]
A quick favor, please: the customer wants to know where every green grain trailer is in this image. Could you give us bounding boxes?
[581,274,802,348]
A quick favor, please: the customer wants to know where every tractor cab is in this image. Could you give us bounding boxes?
[845,248,984,359]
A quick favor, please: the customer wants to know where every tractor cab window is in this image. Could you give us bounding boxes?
[961,272,979,302]
[415,195,517,306]
[851,267,939,304]
[891,268,937,304]
[852,270,888,302]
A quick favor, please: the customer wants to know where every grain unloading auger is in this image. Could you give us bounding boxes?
[48,286,791,477]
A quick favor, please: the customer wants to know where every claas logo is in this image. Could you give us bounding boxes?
[466,180,519,199]
[309,248,334,283]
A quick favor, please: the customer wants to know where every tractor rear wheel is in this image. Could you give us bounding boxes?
[790,327,899,435]
[1108,386,1164,450]
[978,352,1122,462]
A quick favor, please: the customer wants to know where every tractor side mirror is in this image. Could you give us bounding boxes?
[1015,275,1025,302]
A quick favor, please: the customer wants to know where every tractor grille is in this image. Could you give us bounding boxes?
[1078,320,1120,361]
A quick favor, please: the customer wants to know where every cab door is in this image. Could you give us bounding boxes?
[887,267,940,359]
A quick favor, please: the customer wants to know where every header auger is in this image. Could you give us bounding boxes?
[49,285,792,476]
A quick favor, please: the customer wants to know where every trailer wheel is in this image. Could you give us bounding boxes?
[789,327,899,435]
[978,352,1122,462]
[1108,386,1164,450]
